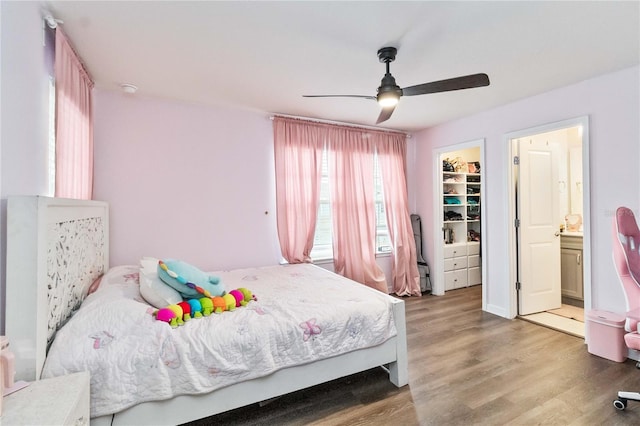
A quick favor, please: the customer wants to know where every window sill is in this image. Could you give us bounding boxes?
[311,251,391,264]
[312,257,334,265]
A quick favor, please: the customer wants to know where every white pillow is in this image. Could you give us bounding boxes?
[140,256,159,274]
[139,257,182,308]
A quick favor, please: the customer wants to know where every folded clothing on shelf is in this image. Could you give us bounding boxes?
[444,197,462,204]
[444,211,464,221]
[443,176,463,183]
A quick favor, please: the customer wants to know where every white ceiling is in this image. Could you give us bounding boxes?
[46,1,639,132]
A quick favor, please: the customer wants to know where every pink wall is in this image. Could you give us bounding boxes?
[0,2,52,333]
[93,91,281,270]
[0,2,51,200]
[413,66,640,316]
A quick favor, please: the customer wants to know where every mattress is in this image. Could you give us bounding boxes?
[41,263,397,417]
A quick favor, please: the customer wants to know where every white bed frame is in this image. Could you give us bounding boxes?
[5,196,408,426]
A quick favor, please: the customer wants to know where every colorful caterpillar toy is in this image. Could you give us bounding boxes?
[153,287,257,328]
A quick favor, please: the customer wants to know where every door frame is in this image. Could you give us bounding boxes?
[506,116,591,319]
[432,139,487,311]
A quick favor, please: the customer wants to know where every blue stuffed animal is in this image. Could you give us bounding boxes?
[157,259,225,299]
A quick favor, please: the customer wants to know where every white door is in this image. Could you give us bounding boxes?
[518,138,561,315]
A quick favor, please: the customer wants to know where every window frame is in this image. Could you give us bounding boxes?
[310,149,391,262]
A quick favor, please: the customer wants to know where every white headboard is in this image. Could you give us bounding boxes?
[5,196,109,381]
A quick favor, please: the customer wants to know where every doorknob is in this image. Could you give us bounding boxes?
[554,231,560,237]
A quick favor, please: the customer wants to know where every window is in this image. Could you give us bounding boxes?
[310,149,391,261]
[374,153,392,253]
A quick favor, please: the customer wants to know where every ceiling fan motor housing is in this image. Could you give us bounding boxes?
[377,73,402,100]
[376,47,402,103]
[377,46,397,63]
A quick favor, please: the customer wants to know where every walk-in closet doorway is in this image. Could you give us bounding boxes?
[432,139,487,312]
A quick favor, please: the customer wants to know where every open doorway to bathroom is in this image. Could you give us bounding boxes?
[507,116,590,338]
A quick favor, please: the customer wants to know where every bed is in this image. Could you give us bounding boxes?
[4,196,408,425]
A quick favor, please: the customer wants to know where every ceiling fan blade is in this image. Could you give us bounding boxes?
[402,73,490,97]
[376,104,397,124]
[303,95,376,100]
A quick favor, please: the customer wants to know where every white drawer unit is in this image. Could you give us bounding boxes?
[444,256,468,271]
[468,242,480,255]
[467,242,482,286]
[2,371,90,425]
[444,243,470,290]
[444,243,467,259]
[468,266,482,286]
[443,242,481,291]
[445,269,468,290]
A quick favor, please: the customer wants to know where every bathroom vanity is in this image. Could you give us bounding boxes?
[561,232,584,302]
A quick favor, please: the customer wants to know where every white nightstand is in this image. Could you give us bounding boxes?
[2,371,90,425]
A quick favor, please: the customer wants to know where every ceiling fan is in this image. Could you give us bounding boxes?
[303,47,490,124]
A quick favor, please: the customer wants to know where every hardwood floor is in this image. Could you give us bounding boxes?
[188,285,640,425]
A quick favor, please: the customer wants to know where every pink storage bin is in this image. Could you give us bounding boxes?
[587,309,627,362]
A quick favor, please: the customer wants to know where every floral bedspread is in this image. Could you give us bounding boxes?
[42,263,397,418]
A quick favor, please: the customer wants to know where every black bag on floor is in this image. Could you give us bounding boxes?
[411,214,431,293]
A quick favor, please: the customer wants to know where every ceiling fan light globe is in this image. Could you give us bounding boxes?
[378,92,399,107]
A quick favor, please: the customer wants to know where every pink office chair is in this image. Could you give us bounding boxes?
[612,207,640,410]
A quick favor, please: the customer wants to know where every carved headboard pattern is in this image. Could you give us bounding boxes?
[46,217,106,347]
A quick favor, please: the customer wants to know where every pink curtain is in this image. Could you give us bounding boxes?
[273,117,324,263]
[55,29,94,200]
[377,135,421,296]
[328,127,387,293]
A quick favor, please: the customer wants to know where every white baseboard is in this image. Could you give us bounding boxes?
[485,303,509,319]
